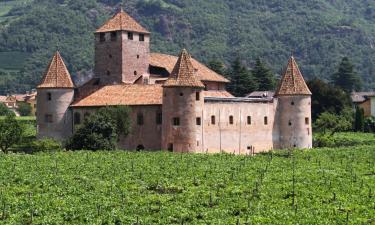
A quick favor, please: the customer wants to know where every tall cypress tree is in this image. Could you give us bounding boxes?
[208,59,226,76]
[354,107,365,132]
[226,57,258,97]
[252,58,276,91]
[331,57,362,93]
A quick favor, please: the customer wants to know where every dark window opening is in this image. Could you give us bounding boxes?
[136,145,145,151]
[305,117,310,125]
[289,121,292,126]
[47,92,52,101]
[180,93,184,96]
[156,112,162,125]
[45,114,53,123]
[173,117,180,126]
[196,117,201,125]
[291,101,295,106]
[128,32,133,40]
[204,84,208,91]
[196,92,200,101]
[229,116,234,125]
[211,116,216,125]
[106,70,111,76]
[139,34,145,42]
[134,71,137,76]
[137,55,140,59]
[137,113,144,126]
[110,32,117,41]
[168,143,173,152]
[99,33,105,42]
[74,112,81,125]
[264,117,268,125]
[109,54,112,59]
[247,116,251,125]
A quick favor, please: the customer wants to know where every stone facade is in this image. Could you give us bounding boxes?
[36,9,313,153]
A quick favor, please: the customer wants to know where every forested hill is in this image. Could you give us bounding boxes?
[0,0,374,94]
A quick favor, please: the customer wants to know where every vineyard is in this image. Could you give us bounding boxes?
[0,147,373,224]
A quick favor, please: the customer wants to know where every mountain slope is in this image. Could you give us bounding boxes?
[0,0,374,94]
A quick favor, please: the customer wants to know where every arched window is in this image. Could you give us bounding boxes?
[74,112,81,125]
[211,116,216,125]
[229,116,234,125]
[47,92,52,101]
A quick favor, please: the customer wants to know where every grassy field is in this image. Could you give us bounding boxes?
[0,147,373,224]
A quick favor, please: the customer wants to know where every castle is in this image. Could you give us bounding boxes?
[36,9,312,154]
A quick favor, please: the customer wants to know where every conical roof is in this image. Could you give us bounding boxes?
[163,49,205,88]
[96,9,150,34]
[37,51,74,89]
[275,56,311,96]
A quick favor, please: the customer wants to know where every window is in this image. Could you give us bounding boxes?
[229,116,234,125]
[74,112,81,125]
[99,33,105,42]
[291,101,295,106]
[110,31,117,41]
[264,116,268,125]
[156,112,162,125]
[289,120,292,126]
[47,92,52,101]
[128,32,133,40]
[139,34,145,42]
[45,114,53,123]
[137,113,144,126]
[196,117,201,126]
[173,117,180,126]
[134,71,137,76]
[106,70,111,76]
[196,92,200,101]
[109,54,112,59]
[137,55,140,59]
[211,116,216,125]
[305,117,310,125]
[204,84,208,91]
[179,93,184,96]
[167,143,173,152]
[247,116,251,125]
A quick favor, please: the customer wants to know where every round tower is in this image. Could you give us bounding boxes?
[276,56,312,149]
[162,49,205,153]
[36,51,75,140]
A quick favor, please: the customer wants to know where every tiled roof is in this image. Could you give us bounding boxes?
[275,56,311,96]
[204,90,233,98]
[71,84,163,107]
[0,96,6,103]
[37,51,74,89]
[163,49,205,88]
[351,92,375,103]
[150,53,230,83]
[96,9,150,34]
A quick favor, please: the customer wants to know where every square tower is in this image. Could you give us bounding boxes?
[94,9,150,84]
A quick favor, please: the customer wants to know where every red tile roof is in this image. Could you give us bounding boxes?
[150,53,230,83]
[204,90,233,98]
[71,84,163,107]
[37,51,74,89]
[275,56,311,96]
[96,9,150,34]
[163,49,205,88]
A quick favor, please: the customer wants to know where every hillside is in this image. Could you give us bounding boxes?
[0,0,374,94]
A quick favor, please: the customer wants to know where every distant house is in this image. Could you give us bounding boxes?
[0,90,37,116]
[351,92,375,117]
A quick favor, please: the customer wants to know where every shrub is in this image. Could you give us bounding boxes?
[17,102,32,116]
[364,116,375,133]
[0,114,22,154]
[0,103,14,116]
[30,138,62,153]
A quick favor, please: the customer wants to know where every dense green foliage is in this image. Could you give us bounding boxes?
[226,58,257,97]
[314,132,375,148]
[17,102,32,116]
[0,147,373,224]
[307,78,352,121]
[314,109,353,135]
[66,106,131,151]
[354,107,365,132]
[0,114,22,153]
[0,103,13,116]
[331,57,363,93]
[0,0,374,94]
[252,58,276,91]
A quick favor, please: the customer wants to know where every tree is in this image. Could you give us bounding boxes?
[66,106,131,151]
[252,58,276,91]
[331,57,362,93]
[354,107,365,132]
[314,109,353,136]
[17,102,32,116]
[307,78,352,121]
[0,103,13,116]
[0,114,22,154]
[226,57,257,97]
[208,59,226,76]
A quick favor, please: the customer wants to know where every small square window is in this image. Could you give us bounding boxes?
[139,34,145,42]
[305,117,310,125]
[134,71,137,76]
[99,33,105,42]
[196,92,200,101]
[128,32,133,40]
[264,116,268,125]
[229,116,234,125]
[110,31,117,41]
[247,116,251,125]
[173,117,180,126]
[196,117,201,126]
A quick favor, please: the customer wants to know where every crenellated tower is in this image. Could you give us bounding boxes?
[36,51,75,140]
[94,9,150,84]
[162,49,205,153]
[276,56,312,149]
